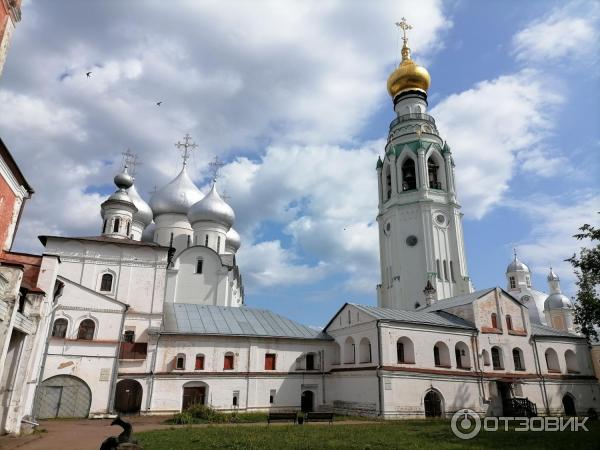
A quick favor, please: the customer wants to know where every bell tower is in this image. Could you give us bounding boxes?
[376,19,472,310]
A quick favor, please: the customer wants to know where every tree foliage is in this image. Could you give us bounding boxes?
[567,223,600,340]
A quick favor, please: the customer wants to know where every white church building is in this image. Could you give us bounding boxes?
[21,23,600,425]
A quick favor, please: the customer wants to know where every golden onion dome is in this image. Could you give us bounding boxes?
[387,43,431,99]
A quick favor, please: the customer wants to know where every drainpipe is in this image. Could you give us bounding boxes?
[471,332,486,409]
[531,335,550,415]
[320,349,326,405]
[376,320,384,418]
[107,304,129,413]
[245,339,251,411]
[32,282,63,421]
[145,331,161,412]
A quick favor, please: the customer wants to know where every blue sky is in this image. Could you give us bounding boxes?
[1,0,598,327]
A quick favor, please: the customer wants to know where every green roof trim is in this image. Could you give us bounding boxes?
[376,156,383,169]
[387,141,443,158]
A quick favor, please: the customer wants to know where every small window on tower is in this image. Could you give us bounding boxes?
[205,235,209,246]
[450,261,456,283]
[509,276,516,289]
[100,273,113,292]
[196,259,203,274]
[103,219,107,233]
[113,218,120,233]
[401,158,416,191]
[217,236,221,253]
[443,260,449,281]
[526,275,531,288]
[385,165,392,200]
[126,221,131,236]
[436,260,441,280]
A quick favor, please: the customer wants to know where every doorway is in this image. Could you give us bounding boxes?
[114,379,143,415]
[301,390,314,412]
[424,390,443,417]
[34,375,92,418]
[562,394,576,416]
[182,386,206,410]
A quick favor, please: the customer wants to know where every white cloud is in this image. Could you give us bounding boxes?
[431,70,563,218]
[516,147,570,177]
[512,1,599,64]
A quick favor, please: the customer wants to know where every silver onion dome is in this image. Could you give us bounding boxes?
[149,166,203,216]
[127,184,153,226]
[141,222,156,243]
[547,267,560,281]
[226,227,241,251]
[114,167,134,189]
[188,183,235,228]
[506,256,530,273]
[544,293,572,310]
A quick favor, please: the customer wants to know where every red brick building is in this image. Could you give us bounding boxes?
[0,0,21,78]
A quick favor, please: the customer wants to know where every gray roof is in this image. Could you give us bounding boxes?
[531,323,584,339]
[418,288,496,312]
[348,303,475,330]
[162,303,330,340]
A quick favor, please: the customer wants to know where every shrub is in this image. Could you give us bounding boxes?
[171,411,194,425]
[185,404,226,423]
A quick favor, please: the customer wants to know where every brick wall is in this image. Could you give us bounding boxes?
[0,171,18,251]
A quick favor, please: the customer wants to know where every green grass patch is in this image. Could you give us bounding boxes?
[137,419,599,449]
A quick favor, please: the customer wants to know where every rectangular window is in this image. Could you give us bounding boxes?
[506,315,513,331]
[217,236,221,253]
[450,261,456,282]
[436,260,441,280]
[264,353,276,370]
[306,354,315,370]
[196,259,203,274]
[233,391,239,407]
[195,355,205,370]
[397,343,405,363]
[123,330,135,343]
[176,355,185,370]
[224,354,234,370]
[443,260,449,281]
[509,276,516,289]
[455,348,462,368]
[269,389,276,404]
[204,235,209,246]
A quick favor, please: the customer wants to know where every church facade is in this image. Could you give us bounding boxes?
[2,22,599,433]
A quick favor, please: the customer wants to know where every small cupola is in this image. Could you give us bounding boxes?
[100,166,138,239]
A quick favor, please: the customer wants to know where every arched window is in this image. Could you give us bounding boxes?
[175,353,186,370]
[449,261,456,282]
[401,159,416,191]
[512,348,525,371]
[545,348,560,372]
[443,260,449,281]
[481,349,491,366]
[195,354,205,370]
[384,165,392,200]
[454,342,471,369]
[77,319,95,340]
[113,218,120,233]
[427,157,441,189]
[491,346,503,370]
[526,275,531,288]
[51,318,68,338]
[344,337,355,364]
[433,342,450,367]
[103,219,107,233]
[491,313,498,329]
[565,350,578,373]
[562,394,576,416]
[359,338,372,363]
[397,337,415,363]
[204,235,209,246]
[506,315,513,331]
[331,342,341,365]
[509,276,516,289]
[436,259,441,280]
[100,273,113,292]
[424,390,443,417]
[224,352,234,370]
[217,236,221,253]
[126,221,131,236]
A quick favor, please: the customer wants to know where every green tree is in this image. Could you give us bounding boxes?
[567,223,600,340]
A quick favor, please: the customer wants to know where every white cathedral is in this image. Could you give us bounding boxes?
[2,24,599,431]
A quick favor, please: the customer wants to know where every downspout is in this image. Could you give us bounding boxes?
[376,320,384,418]
[107,304,129,413]
[321,349,326,405]
[245,339,251,411]
[531,335,550,415]
[145,331,161,412]
[471,331,486,408]
[32,282,63,421]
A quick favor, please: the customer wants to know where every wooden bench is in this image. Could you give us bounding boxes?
[305,412,334,424]
[267,412,298,424]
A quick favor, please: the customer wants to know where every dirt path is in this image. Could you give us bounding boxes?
[0,417,375,450]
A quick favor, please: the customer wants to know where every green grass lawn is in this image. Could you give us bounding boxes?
[137,419,600,450]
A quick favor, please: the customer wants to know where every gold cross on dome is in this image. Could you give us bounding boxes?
[395,17,412,44]
[208,156,225,183]
[174,133,198,166]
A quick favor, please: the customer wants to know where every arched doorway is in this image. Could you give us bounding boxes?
[34,375,91,419]
[563,394,576,416]
[424,390,443,417]
[114,379,143,415]
[301,390,314,413]
[182,382,207,411]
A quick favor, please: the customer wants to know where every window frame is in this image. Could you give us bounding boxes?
[100,272,114,292]
[175,353,186,370]
[264,353,276,371]
[77,319,96,340]
[196,259,203,274]
[52,318,68,338]
[195,354,205,370]
[224,353,235,370]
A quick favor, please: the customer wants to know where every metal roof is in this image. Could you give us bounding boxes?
[417,288,496,312]
[531,323,584,339]
[348,303,475,330]
[162,303,330,340]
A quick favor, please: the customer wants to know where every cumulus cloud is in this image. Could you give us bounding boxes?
[512,1,599,64]
[431,70,563,218]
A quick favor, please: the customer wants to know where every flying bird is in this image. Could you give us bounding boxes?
[156,101,162,106]
[86,71,92,78]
